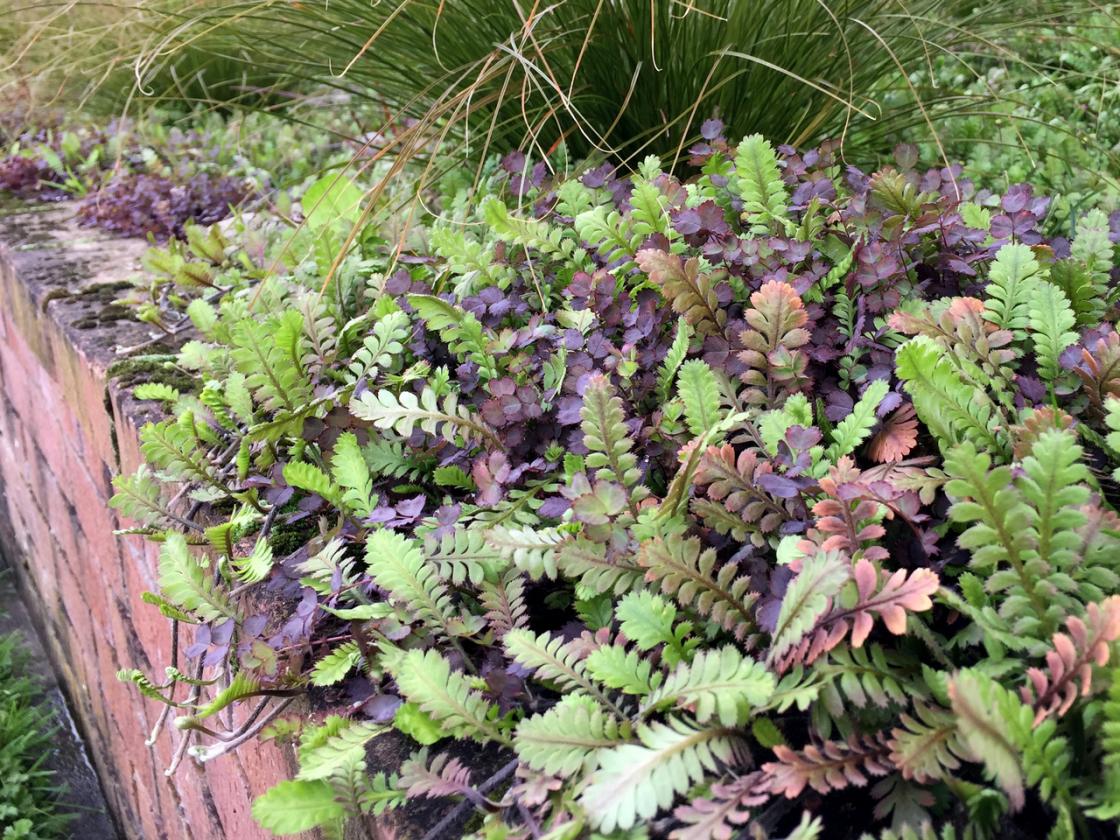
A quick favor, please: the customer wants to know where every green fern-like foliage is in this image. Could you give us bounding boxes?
[734,134,789,234]
[677,359,723,438]
[158,533,237,622]
[229,311,313,413]
[895,335,1008,457]
[826,378,889,462]
[365,530,482,639]
[391,649,510,745]
[407,294,498,379]
[504,629,622,712]
[580,374,648,512]
[580,718,740,833]
[345,310,409,384]
[639,535,758,640]
[1070,208,1114,311]
[514,695,628,778]
[767,549,850,668]
[983,243,1045,336]
[944,429,1114,642]
[1027,281,1078,392]
[350,386,501,449]
[643,646,775,726]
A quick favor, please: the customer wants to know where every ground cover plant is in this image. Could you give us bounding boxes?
[107,127,1120,838]
[0,108,360,238]
[0,627,74,837]
[914,5,1120,209]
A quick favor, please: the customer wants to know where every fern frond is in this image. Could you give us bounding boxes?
[558,538,644,596]
[229,311,313,413]
[331,432,375,519]
[231,538,273,584]
[767,548,850,669]
[581,374,646,509]
[738,281,811,405]
[658,321,693,402]
[818,645,918,714]
[1070,208,1114,309]
[504,629,616,708]
[477,568,528,637]
[762,734,892,797]
[944,440,1065,638]
[1076,332,1120,418]
[351,386,501,450]
[896,335,1007,456]
[1028,281,1078,388]
[423,529,504,586]
[193,671,261,718]
[398,749,475,799]
[407,294,498,379]
[110,464,178,529]
[580,718,740,833]
[889,702,966,783]
[140,417,224,492]
[734,134,789,234]
[826,379,889,462]
[515,695,628,778]
[586,644,660,695]
[983,243,1045,336]
[365,530,476,638]
[693,444,796,546]
[639,535,757,640]
[1020,596,1120,723]
[297,718,384,781]
[948,669,1026,810]
[346,310,409,384]
[392,649,509,744]
[283,460,341,506]
[644,646,775,726]
[636,250,727,338]
[158,533,236,622]
[310,642,363,687]
[485,525,565,579]
[669,772,770,840]
[678,360,724,438]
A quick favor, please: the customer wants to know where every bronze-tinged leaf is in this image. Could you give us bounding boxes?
[868,404,919,463]
[737,280,811,403]
[1020,595,1120,724]
[670,772,769,840]
[762,734,893,798]
[1009,406,1074,461]
[775,559,938,669]
[636,249,727,338]
[1075,332,1120,418]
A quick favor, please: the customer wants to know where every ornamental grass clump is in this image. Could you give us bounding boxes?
[111,129,1120,837]
[128,0,1088,165]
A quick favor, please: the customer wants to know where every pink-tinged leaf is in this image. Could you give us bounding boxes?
[1020,595,1120,723]
[762,734,893,798]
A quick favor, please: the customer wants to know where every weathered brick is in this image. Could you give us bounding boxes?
[0,205,294,840]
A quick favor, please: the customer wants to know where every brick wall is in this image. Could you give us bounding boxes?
[0,203,298,840]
